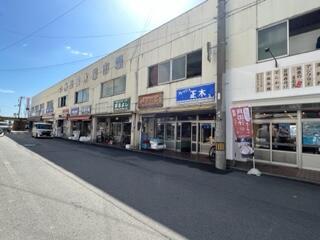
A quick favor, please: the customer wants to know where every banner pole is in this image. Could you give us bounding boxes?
[247,106,261,176]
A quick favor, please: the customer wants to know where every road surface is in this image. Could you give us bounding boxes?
[1,133,320,240]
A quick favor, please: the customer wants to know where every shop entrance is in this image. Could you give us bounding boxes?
[254,118,297,165]
[176,122,192,153]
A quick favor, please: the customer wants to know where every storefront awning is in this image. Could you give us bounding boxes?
[68,115,91,121]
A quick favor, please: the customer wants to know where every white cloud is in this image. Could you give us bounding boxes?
[0,89,15,94]
[65,46,93,57]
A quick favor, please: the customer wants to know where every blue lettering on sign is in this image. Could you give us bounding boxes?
[176,83,215,103]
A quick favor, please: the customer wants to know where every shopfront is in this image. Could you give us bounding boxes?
[142,113,215,155]
[139,86,216,155]
[69,106,92,140]
[56,108,69,137]
[252,105,320,170]
[95,98,132,146]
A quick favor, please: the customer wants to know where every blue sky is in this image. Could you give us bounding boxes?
[0,0,204,117]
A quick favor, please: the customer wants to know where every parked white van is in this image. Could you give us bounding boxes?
[32,122,53,138]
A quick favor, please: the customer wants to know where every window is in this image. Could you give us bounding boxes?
[172,56,186,80]
[272,123,296,152]
[101,75,126,98]
[258,22,288,61]
[58,96,67,108]
[115,55,124,69]
[148,49,202,87]
[302,122,320,154]
[158,61,170,84]
[114,76,126,95]
[148,65,158,87]
[46,100,54,113]
[289,9,320,55]
[75,88,89,104]
[92,68,98,80]
[201,123,212,144]
[103,63,110,75]
[187,50,202,78]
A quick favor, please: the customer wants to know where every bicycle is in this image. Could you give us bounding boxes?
[208,144,216,163]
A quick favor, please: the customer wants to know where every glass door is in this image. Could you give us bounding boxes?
[191,123,198,154]
[176,123,181,152]
[271,121,297,165]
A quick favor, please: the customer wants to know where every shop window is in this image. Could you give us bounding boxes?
[302,110,320,119]
[201,124,212,144]
[165,123,175,141]
[258,22,288,61]
[103,63,110,75]
[289,9,320,55]
[156,123,164,139]
[187,50,202,78]
[302,122,320,154]
[148,65,158,87]
[58,96,67,108]
[172,56,186,80]
[101,75,126,98]
[254,123,270,149]
[75,88,89,104]
[158,61,170,84]
[92,68,98,80]
[272,123,296,152]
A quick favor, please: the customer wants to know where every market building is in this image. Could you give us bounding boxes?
[29,0,320,171]
[226,0,320,171]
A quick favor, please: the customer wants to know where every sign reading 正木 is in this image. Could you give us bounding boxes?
[176,83,215,103]
[114,98,130,112]
[138,92,163,109]
[70,107,79,116]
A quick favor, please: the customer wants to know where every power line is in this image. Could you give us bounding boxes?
[0,18,215,72]
[0,0,87,53]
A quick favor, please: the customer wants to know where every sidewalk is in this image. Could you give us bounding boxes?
[58,136,320,185]
[233,161,320,185]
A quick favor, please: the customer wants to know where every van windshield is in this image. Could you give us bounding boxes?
[35,124,52,130]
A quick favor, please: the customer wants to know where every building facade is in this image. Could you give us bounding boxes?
[225,0,320,171]
[30,0,320,171]
[30,0,218,154]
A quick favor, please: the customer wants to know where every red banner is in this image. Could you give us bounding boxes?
[231,106,253,139]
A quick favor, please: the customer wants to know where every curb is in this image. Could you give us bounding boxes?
[232,166,320,186]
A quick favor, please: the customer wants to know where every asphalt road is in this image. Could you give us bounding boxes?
[2,133,320,240]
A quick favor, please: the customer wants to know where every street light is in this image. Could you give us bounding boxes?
[265,47,278,68]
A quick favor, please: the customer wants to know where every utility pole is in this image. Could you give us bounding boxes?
[17,96,24,119]
[215,0,227,170]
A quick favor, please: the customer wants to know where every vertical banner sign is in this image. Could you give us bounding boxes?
[282,68,290,89]
[265,71,272,91]
[315,62,320,86]
[304,63,314,87]
[231,106,254,161]
[255,73,264,93]
[273,69,281,90]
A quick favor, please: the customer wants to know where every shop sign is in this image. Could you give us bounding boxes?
[138,92,163,109]
[80,105,91,115]
[256,61,320,93]
[114,98,130,112]
[231,106,253,139]
[70,107,79,116]
[231,106,254,161]
[176,83,215,103]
